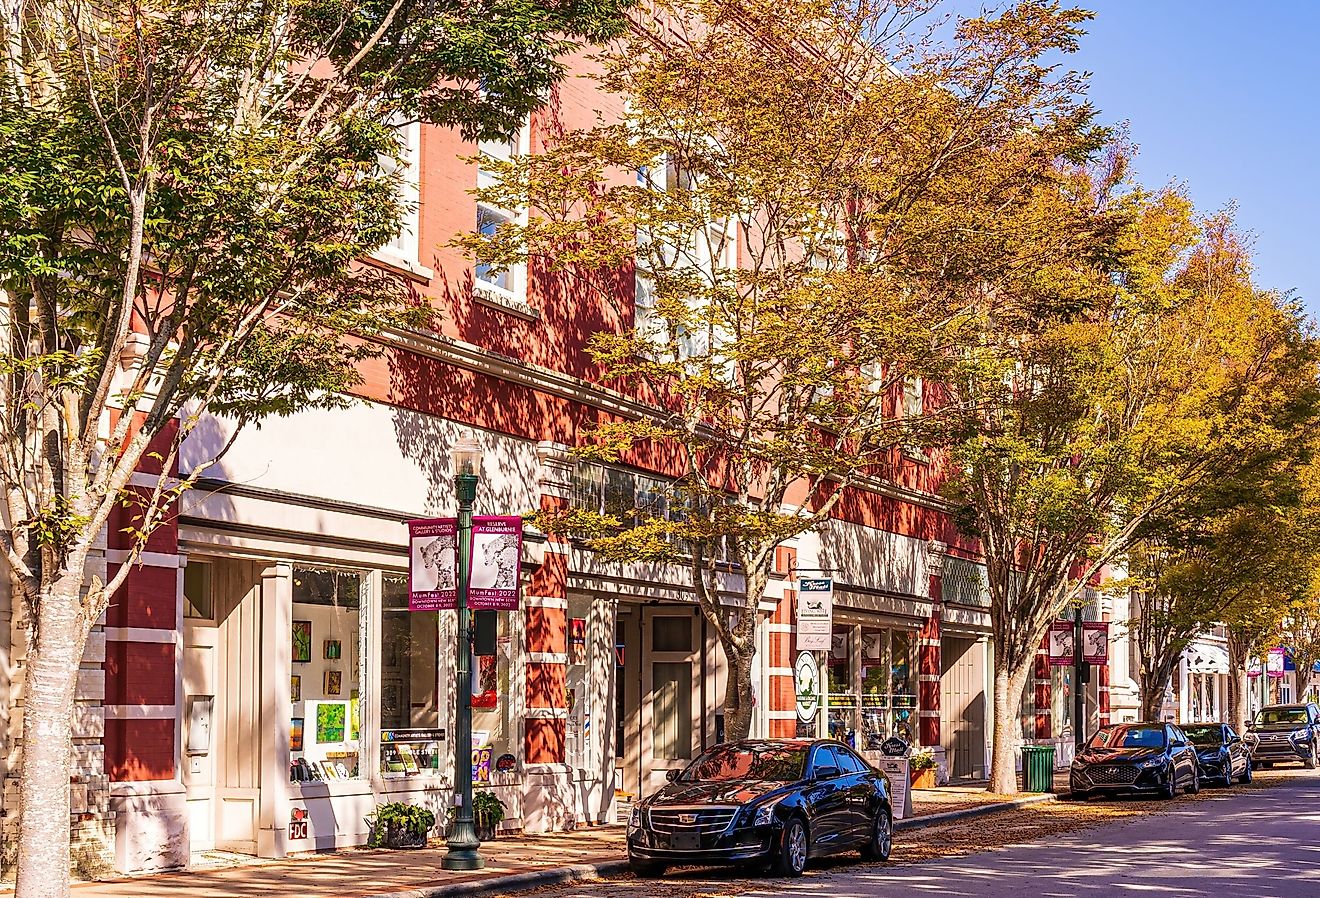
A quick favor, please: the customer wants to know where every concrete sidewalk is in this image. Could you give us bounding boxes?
[43,783,1060,898]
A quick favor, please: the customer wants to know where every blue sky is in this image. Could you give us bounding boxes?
[938,2,1319,317]
[1066,2,1320,317]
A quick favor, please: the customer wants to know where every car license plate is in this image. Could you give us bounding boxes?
[671,833,700,850]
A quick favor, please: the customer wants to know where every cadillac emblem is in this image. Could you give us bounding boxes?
[678,813,698,824]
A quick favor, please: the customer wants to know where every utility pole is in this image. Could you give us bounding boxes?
[1073,604,1088,749]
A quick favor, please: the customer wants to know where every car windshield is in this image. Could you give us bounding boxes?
[1088,726,1166,750]
[1257,708,1308,726]
[1182,726,1223,747]
[679,744,807,783]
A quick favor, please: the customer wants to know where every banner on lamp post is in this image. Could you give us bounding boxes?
[468,516,523,610]
[1082,622,1110,665]
[1048,620,1075,666]
[1267,647,1286,678]
[408,518,458,611]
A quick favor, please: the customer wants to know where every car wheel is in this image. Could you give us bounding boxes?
[860,809,893,862]
[772,817,809,877]
[628,859,667,878]
[1185,766,1200,795]
[1160,764,1177,800]
[1240,761,1254,784]
[1307,741,1317,770]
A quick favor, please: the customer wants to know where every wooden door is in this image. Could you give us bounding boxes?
[640,607,701,796]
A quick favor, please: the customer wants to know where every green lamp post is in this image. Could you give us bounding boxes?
[443,436,484,871]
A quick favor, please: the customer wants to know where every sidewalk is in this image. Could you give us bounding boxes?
[45,782,1060,898]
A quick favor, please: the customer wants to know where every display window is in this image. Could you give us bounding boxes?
[470,610,515,781]
[825,624,918,750]
[379,574,445,777]
[290,567,364,782]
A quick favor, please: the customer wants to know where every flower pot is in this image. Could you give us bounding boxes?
[385,822,428,849]
[475,821,497,842]
[911,767,936,789]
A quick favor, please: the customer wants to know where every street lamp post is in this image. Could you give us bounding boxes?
[443,437,484,871]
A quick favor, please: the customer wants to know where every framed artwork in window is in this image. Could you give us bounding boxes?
[325,669,342,696]
[323,639,342,660]
[292,620,312,663]
[291,675,301,703]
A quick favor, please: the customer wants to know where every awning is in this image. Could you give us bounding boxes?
[1185,641,1229,674]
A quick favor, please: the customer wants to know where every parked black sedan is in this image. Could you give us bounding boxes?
[1069,722,1200,800]
[626,739,893,878]
[1183,723,1252,786]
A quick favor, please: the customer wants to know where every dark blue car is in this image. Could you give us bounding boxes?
[626,739,893,877]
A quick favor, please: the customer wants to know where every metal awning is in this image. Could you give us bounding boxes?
[1185,641,1229,674]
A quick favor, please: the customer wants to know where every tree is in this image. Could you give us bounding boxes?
[942,189,1320,792]
[466,0,1103,740]
[1281,592,1320,705]
[0,0,631,891]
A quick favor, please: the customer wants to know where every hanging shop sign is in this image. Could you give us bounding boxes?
[1267,647,1286,679]
[795,651,822,721]
[1082,621,1110,665]
[468,515,523,610]
[1048,620,1075,666]
[796,578,834,652]
[407,518,458,611]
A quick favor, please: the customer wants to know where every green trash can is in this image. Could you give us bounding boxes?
[1021,745,1055,792]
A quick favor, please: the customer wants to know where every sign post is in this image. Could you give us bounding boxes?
[797,579,833,737]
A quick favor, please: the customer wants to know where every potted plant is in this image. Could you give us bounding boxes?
[367,802,436,849]
[909,747,937,789]
[473,790,507,841]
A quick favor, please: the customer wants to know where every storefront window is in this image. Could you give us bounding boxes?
[566,595,596,769]
[890,630,916,741]
[1052,665,1074,740]
[828,627,856,746]
[290,567,364,782]
[471,609,515,781]
[379,574,444,777]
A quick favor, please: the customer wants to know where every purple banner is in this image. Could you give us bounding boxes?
[1082,621,1109,665]
[1048,620,1074,666]
[467,516,523,610]
[408,518,458,611]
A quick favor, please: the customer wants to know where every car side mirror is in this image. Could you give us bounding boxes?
[1230,735,1241,745]
[814,765,840,780]
[665,769,681,782]
[1171,739,1186,748]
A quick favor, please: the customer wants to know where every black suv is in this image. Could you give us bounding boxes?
[1247,703,1320,768]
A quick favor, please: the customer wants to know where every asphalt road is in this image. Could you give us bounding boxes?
[744,769,1320,898]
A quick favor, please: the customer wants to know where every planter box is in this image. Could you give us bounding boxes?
[385,822,428,850]
[910,767,936,789]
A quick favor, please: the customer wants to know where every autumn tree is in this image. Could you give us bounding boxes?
[1280,592,1320,706]
[0,0,631,891]
[466,0,1102,740]
[942,191,1320,792]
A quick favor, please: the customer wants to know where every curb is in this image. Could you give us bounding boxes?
[895,791,1057,830]
[361,793,1059,898]
[363,859,633,898]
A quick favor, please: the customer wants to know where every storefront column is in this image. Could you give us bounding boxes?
[1098,662,1111,727]
[917,584,942,748]
[527,443,572,766]
[1033,639,1052,740]
[257,563,292,858]
[766,546,798,739]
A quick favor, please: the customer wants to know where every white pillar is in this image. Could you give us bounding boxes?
[258,563,292,858]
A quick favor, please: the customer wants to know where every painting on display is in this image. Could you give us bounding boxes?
[324,639,342,660]
[291,717,304,752]
[290,675,301,703]
[292,620,312,663]
[325,669,343,696]
[316,702,346,743]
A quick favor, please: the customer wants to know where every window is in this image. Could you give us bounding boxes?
[653,661,692,760]
[183,562,212,620]
[375,122,421,268]
[566,594,595,770]
[474,123,529,307]
[379,574,443,777]
[902,376,924,418]
[470,610,515,778]
[291,568,364,782]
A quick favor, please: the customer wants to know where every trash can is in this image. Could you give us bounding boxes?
[1020,745,1055,792]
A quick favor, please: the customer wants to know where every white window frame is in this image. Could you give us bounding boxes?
[473,123,533,316]
[371,121,431,277]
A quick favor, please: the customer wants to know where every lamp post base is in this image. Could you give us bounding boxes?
[442,824,485,871]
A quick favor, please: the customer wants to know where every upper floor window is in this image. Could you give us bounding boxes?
[373,122,422,271]
[474,122,531,313]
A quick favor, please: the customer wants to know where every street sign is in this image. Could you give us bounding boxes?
[796,578,833,651]
[794,652,821,722]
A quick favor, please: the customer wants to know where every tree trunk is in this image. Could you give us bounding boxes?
[1138,657,1177,723]
[988,662,1032,794]
[723,645,757,741]
[1227,630,1250,734]
[16,579,91,898]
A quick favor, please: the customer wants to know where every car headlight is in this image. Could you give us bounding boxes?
[1293,729,1309,741]
[1139,757,1165,768]
[627,806,643,834]
[752,797,785,827]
